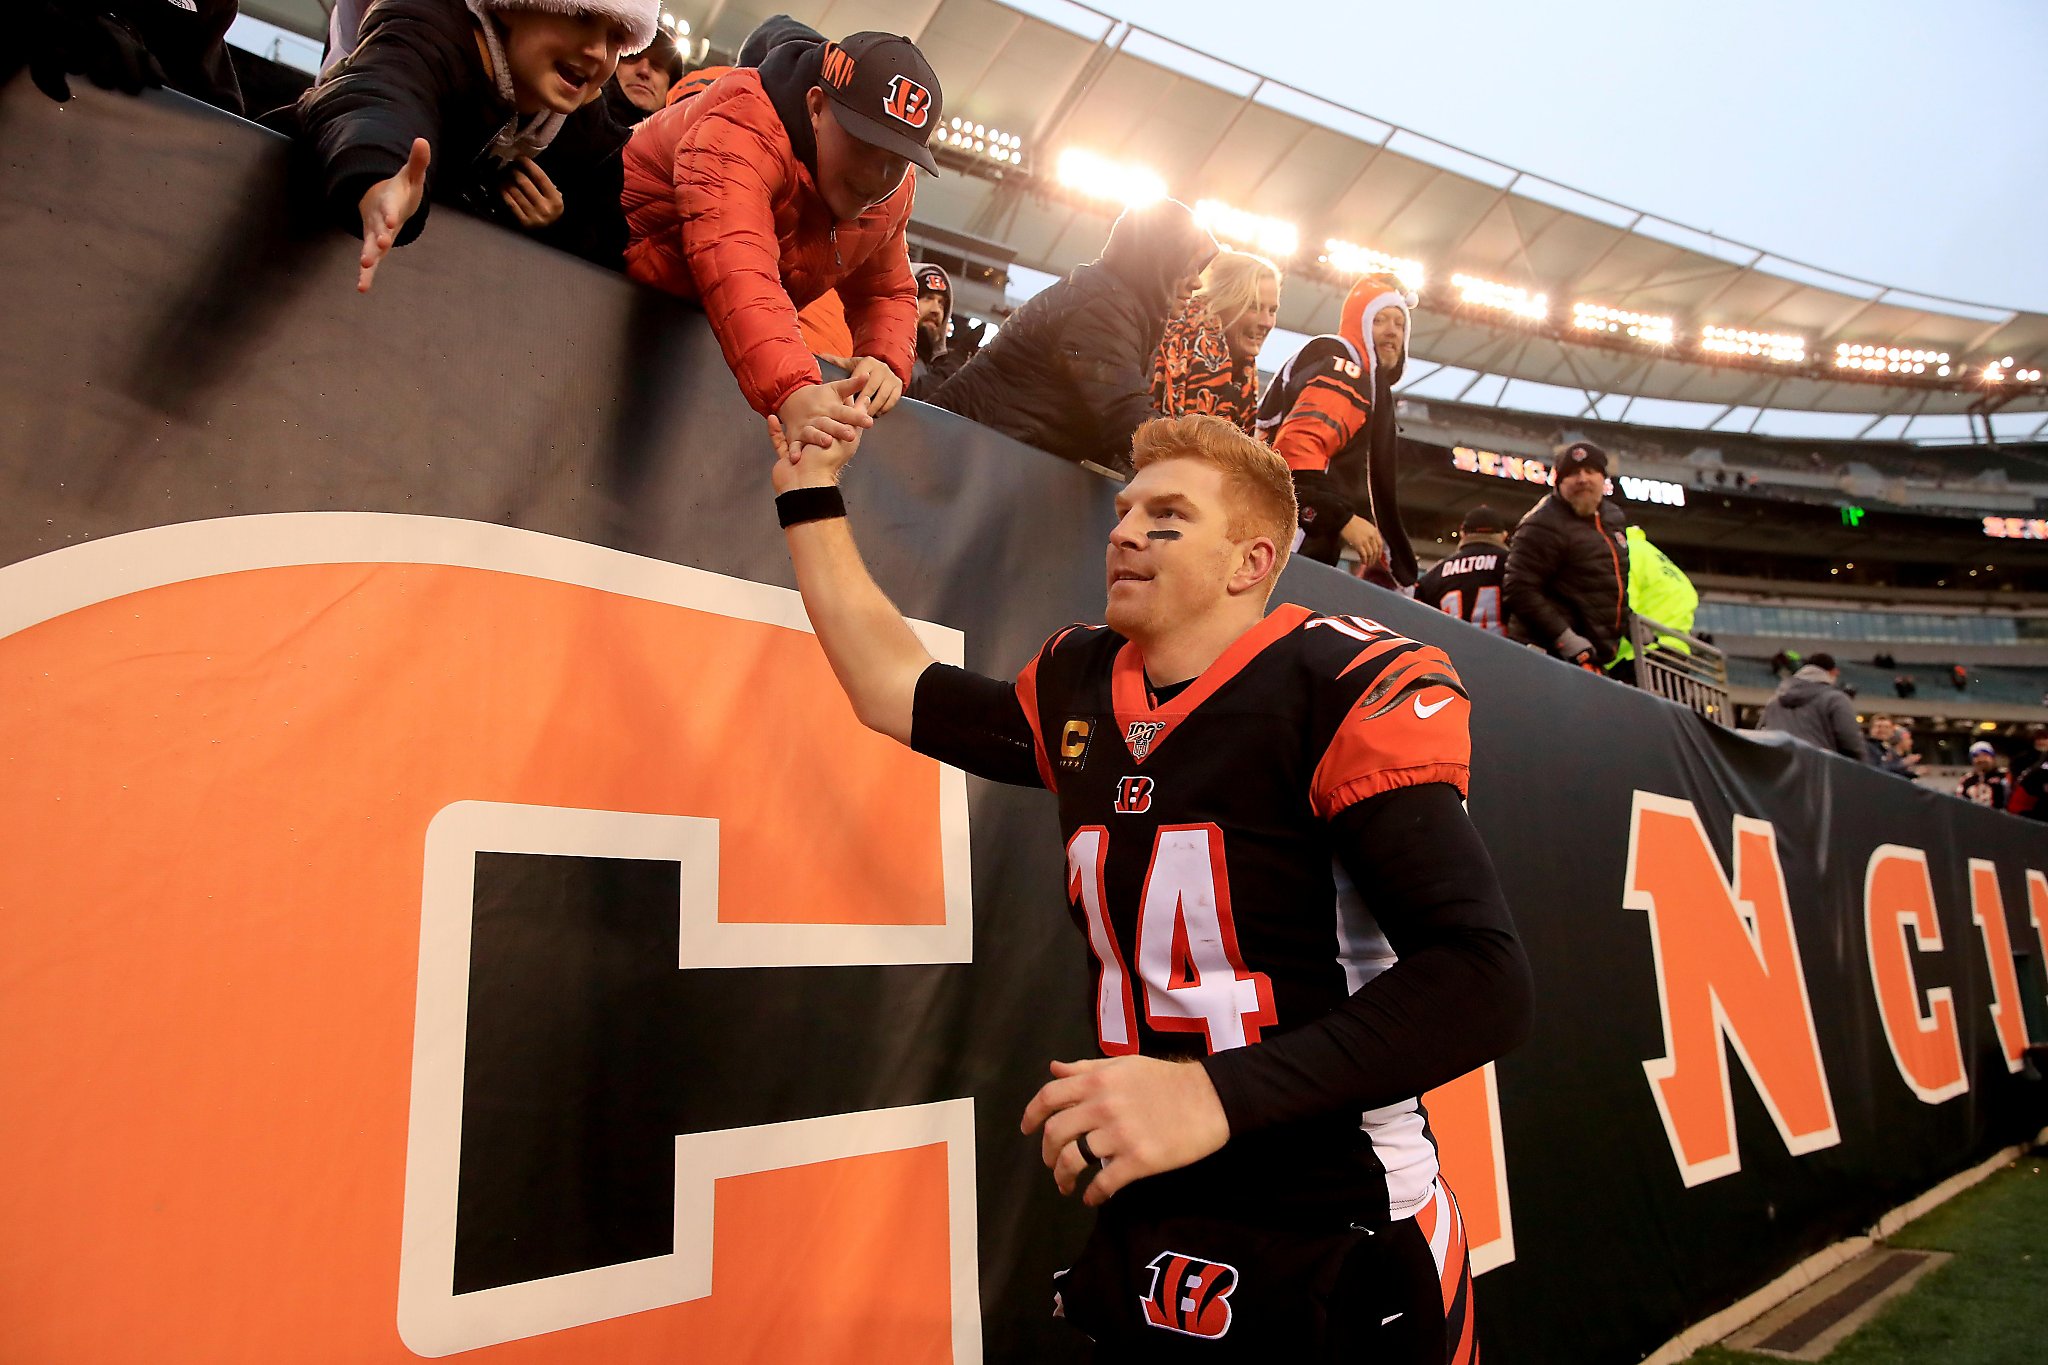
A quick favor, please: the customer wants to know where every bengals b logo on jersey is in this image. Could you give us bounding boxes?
[1114,776,1153,814]
[1140,1251,1238,1338]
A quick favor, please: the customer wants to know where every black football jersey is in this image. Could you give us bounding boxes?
[919,604,1473,1223]
[1416,548,1507,636]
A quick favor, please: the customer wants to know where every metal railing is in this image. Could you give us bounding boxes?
[1631,614,1733,727]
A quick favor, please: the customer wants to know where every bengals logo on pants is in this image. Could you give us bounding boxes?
[1141,1251,1239,1338]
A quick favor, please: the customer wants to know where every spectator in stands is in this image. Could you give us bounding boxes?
[1504,442,1633,681]
[929,200,1216,473]
[17,0,244,112]
[1416,506,1508,635]
[1770,648,1802,679]
[1756,652,1867,762]
[605,26,684,124]
[1956,741,2010,809]
[1894,673,1917,698]
[903,263,976,399]
[291,0,659,289]
[1255,273,1419,586]
[1891,724,1923,775]
[1865,715,1914,777]
[1151,250,1280,436]
[2007,726,2048,819]
[1950,664,1969,692]
[621,21,940,448]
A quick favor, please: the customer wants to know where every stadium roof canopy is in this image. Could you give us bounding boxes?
[242,0,2048,439]
[723,0,2046,431]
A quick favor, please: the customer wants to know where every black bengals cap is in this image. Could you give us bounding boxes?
[817,33,944,176]
[1460,504,1508,536]
[913,263,951,298]
[1555,440,1608,479]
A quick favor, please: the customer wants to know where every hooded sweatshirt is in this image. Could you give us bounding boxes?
[1758,665,1868,762]
[928,199,1218,470]
[1254,274,1417,584]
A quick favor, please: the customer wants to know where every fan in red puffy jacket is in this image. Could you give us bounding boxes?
[622,23,941,448]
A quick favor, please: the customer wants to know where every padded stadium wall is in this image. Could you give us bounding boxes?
[2,81,2045,1364]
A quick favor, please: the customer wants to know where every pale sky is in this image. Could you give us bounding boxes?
[1092,0,2048,314]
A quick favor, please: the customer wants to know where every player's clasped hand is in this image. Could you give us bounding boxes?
[767,396,866,492]
[1021,1056,1231,1208]
[777,376,875,450]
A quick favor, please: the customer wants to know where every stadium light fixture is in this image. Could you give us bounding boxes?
[1701,325,1806,364]
[1832,343,1946,376]
[1191,200,1299,259]
[1055,148,1165,209]
[1321,239,1425,292]
[944,117,1025,166]
[1451,273,1548,322]
[1572,302,1673,346]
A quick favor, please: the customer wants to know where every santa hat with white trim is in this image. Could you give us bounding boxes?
[1338,271,1418,392]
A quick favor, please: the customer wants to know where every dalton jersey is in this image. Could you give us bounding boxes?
[1416,547,1507,636]
[912,603,1526,1228]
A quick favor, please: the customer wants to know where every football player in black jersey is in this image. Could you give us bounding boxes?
[1416,507,1510,637]
[764,407,1532,1361]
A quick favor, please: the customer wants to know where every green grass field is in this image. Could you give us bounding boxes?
[1688,1150,2048,1365]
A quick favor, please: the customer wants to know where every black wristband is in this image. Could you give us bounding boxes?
[776,485,846,529]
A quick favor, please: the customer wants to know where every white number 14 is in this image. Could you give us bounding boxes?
[1066,824,1277,1055]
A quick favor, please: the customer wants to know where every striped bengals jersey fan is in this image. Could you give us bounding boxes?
[1009,603,1471,1224]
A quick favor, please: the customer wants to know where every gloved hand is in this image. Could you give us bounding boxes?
[9,0,166,103]
[1555,629,1601,673]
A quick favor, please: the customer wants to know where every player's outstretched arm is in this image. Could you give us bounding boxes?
[768,407,931,744]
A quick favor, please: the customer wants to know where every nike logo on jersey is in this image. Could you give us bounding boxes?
[1413,694,1453,719]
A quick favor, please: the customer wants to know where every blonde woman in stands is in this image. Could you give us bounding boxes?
[1150,250,1281,436]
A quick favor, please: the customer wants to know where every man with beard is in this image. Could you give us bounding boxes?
[760,408,1529,1360]
[906,262,976,399]
[1504,441,1634,682]
[1255,273,1418,589]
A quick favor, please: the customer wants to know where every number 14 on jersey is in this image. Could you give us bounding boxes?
[1066,825,1278,1055]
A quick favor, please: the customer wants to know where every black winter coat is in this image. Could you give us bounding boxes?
[288,0,630,268]
[1504,493,1632,663]
[930,200,1215,470]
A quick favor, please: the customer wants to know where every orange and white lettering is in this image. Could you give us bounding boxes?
[1422,1063,1516,1274]
[0,514,979,1363]
[1967,860,2029,1073]
[1622,792,1839,1187]
[1862,846,1967,1104]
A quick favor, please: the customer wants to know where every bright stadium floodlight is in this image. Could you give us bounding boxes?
[1451,273,1548,321]
[1701,325,1805,364]
[1572,302,1674,346]
[1321,239,1425,291]
[1832,342,1945,376]
[1055,148,1165,209]
[1192,200,1299,259]
[945,117,1026,166]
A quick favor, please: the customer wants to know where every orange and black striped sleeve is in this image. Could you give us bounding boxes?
[1271,362,1371,473]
